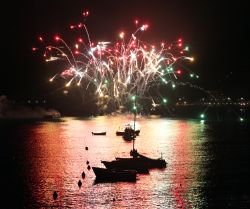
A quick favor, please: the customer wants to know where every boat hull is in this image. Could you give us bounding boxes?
[144,158,167,168]
[92,132,106,135]
[101,158,149,174]
[92,167,137,182]
[130,151,167,168]
[116,131,124,136]
[116,130,140,136]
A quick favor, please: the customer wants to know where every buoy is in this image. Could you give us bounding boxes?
[87,165,91,170]
[85,146,88,150]
[78,180,82,187]
[82,171,85,178]
[86,161,89,165]
[53,191,58,200]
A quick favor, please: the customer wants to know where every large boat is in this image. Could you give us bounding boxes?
[92,167,137,182]
[129,149,167,169]
[101,158,149,174]
[102,149,166,171]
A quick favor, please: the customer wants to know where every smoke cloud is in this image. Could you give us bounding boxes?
[0,95,60,119]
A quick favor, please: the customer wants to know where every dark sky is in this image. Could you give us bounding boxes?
[1,0,250,103]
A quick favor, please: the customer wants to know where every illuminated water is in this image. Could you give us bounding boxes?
[1,116,249,208]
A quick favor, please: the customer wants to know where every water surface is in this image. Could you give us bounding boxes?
[1,116,249,208]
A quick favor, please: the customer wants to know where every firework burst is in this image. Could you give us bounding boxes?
[33,11,196,112]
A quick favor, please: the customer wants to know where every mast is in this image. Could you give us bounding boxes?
[133,108,136,151]
[132,87,137,151]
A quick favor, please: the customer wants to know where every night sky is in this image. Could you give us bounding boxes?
[1,0,249,114]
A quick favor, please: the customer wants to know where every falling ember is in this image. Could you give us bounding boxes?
[140,24,149,31]
[35,12,196,112]
[119,32,125,39]
[49,75,57,82]
[178,43,183,47]
[83,10,89,17]
[38,36,43,42]
[54,35,60,41]
[188,57,194,62]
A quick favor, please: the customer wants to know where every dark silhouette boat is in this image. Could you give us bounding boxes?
[92,132,106,135]
[116,125,140,138]
[102,148,166,173]
[92,167,137,182]
[122,129,135,141]
[101,158,149,174]
[129,149,167,169]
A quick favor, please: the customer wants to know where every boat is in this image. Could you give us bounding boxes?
[92,132,106,135]
[92,167,137,182]
[129,149,167,168]
[101,158,149,174]
[116,125,140,137]
[102,140,166,172]
[122,113,140,141]
[43,113,63,122]
[122,128,136,140]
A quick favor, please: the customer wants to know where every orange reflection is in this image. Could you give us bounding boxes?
[171,121,194,209]
[22,116,206,208]
[26,119,96,206]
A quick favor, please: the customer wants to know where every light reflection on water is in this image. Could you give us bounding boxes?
[19,115,211,208]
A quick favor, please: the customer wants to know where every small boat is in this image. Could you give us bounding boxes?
[116,125,140,137]
[43,113,63,122]
[92,132,106,135]
[122,127,137,140]
[92,167,137,182]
